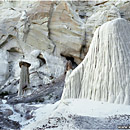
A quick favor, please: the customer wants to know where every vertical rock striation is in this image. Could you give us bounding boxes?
[62,18,130,105]
[0,50,9,86]
[50,1,85,64]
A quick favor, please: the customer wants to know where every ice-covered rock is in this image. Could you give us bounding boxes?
[62,18,130,105]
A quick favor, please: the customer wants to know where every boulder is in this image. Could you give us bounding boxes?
[2,109,13,117]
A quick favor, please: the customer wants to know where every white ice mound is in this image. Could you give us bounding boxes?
[62,18,130,105]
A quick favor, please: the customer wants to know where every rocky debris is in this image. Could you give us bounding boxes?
[72,114,130,129]
[13,103,37,121]
[13,103,37,114]
[0,114,21,130]
[35,116,69,130]
[0,105,20,130]
[62,18,130,105]
[34,114,130,130]
[0,108,13,117]
[7,74,65,104]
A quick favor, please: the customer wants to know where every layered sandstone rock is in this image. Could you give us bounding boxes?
[0,1,86,64]
[62,18,130,105]
[50,2,85,64]
[0,1,128,64]
[0,1,130,95]
[26,1,55,53]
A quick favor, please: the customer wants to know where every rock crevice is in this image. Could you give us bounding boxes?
[47,2,56,54]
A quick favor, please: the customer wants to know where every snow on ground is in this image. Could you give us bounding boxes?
[23,99,130,130]
[60,99,130,117]
[22,101,60,130]
[0,101,45,129]
[9,103,46,127]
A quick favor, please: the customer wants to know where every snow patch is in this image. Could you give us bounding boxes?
[23,99,130,129]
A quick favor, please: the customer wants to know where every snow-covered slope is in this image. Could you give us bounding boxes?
[23,99,130,130]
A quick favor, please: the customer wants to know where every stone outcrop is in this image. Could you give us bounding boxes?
[50,2,85,64]
[62,18,130,105]
[26,1,55,53]
[0,0,130,96]
[0,1,86,64]
[85,5,121,48]
[0,1,129,64]
[1,1,130,129]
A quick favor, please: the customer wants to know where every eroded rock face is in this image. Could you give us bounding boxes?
[0,1,130,96]
[26,1,55,53]
[0,1,129,63]
[62,18,130,105]
[0,50,9,86]
[50,2,85,64]
[85,5,121,48]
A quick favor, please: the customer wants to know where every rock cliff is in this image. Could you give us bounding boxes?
[0,0,130,101]
[0,1,130,129]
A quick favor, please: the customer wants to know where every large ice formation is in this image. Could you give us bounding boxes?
[62,18,130,105]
